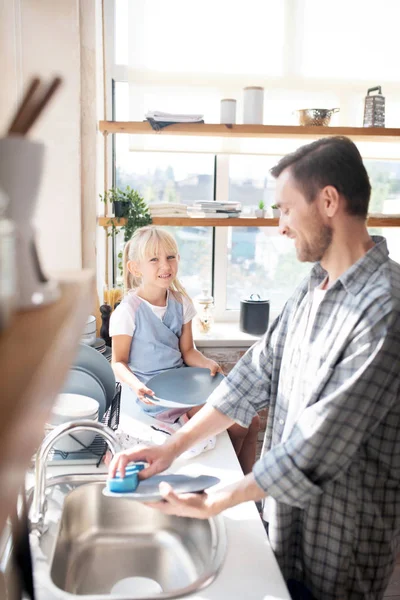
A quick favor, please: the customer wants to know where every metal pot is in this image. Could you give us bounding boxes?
[239,294,270,336]
[296,108,340,126]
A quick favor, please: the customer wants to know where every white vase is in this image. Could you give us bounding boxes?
[254,208,265,218]
[0,137,60,309]
[271,208,280,218]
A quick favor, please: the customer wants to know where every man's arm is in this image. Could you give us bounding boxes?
[252,311,400,509]
[149,472,268,519]
[110,316,282,479]
[109,404,235,479]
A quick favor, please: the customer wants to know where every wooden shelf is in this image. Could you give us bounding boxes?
[0,271,95,532]
[99,121,400,141]
[98,216,400,228]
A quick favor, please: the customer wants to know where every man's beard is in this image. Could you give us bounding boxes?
[296,222,333,263]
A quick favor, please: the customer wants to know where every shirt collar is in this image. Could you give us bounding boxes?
[309,236,389,296]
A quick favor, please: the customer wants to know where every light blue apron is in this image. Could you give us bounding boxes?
[126,292,184,417]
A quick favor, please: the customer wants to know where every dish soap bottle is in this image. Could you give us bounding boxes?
[194,289,214,335]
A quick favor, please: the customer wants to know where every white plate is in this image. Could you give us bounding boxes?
[102,474,220,503]
[51,393,99,419]
[61,368,106,419]
[73,344,115,410]
[145,367,224,408]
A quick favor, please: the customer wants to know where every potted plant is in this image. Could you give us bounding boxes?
[100,186,152,242]
[271,204,280,218]
[100,187,129,218]
[255,200,265,218]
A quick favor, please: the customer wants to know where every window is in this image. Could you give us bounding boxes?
[220,156,400,316]
[105,0,400,324]
[114,82,214,296]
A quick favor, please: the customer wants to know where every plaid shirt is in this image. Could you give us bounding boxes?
[208,237,400,600]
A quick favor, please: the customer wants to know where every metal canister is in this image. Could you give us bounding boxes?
[363,86,385,127]
[239,294,270,336]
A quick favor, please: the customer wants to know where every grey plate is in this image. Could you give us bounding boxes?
[102,474,220,502]
[145,367,224,408]
[61,368,106,419]
[73,343,115,410]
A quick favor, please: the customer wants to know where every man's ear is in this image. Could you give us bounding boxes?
[320,185,340,218]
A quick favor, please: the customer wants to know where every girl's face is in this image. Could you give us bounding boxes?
[131,245,179,290]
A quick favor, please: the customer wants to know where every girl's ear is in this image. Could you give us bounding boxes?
[127,260,141,277]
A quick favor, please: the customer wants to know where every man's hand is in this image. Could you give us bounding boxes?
[146,473,268,519]
[109,443,177,480]
[147,483,218,519]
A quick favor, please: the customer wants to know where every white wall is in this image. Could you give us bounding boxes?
[0,0,101,275]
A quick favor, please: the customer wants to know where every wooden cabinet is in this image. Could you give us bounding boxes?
[0,271,94,532]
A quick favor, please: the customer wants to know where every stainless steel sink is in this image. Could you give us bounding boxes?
[49,482,226,599]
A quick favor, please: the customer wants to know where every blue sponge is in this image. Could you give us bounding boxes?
[107,462,146,493]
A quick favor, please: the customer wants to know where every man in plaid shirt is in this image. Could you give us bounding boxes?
[111,137,400,599]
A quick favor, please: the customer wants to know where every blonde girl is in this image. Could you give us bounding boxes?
[109,226,259,474]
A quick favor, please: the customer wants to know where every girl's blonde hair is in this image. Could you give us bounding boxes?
[123,225,188,298]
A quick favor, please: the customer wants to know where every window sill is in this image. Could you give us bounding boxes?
[193,322,260,348]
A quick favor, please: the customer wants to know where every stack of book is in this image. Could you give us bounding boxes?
[146,111,204,123]
[145,111,204,130]
[188,201,242,218]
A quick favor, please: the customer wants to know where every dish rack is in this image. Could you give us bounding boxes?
[45,383,121,467]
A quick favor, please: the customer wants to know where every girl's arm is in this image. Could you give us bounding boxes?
[179,321,222,375]
[111,335,155,403]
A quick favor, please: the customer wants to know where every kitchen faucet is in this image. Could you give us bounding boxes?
[30,420,120,534]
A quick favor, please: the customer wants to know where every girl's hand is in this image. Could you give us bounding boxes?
[135,383,156,404]
[208,360,224,377]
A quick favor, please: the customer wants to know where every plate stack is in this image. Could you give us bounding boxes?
[188,201,241,218]
[93,337,106,354]
[81,315,111,361]
[94,338,111,362]
[47,394,100,453]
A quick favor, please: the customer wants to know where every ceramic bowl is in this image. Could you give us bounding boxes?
[83,315,97,335]
[49,393,99,425]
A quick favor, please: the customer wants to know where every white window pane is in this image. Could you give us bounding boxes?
[226,228,310,312]
[229,155,279,215]
[300,0,400,81]
[115,150,214,205]
[226,154,400,313]
[365,160,400,214]
[115,0,129,64]
[169,227,213,299]
[115,85,215,201]
[125,0,285,76]
[128,82,221,124]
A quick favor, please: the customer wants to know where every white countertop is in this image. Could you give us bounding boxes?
[26,388,289,600]
[193,321,260,348]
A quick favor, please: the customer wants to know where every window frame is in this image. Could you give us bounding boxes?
[103,0,400,323]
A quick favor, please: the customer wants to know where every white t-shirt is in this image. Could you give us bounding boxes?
[281,286,327,441]
[109,289,197,337]
[263,282,327,523]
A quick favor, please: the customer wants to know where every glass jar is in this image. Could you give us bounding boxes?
[194,289,214,335]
